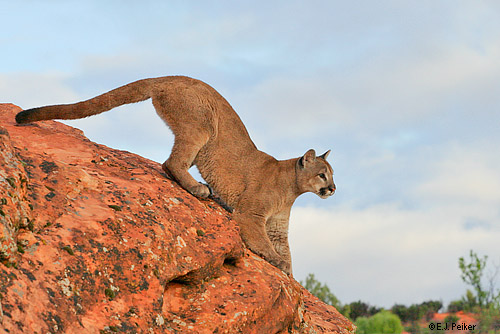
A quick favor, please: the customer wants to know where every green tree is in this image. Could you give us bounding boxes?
[391,304,409,323]
[447,299,466,313]
[407,304,426,322]
[301,273,340,308]
[418,300,443,321]
[459,250,488,308]
[355,310,404,334]
[392,301,441,323]
[463,289,478,311]
[347,301,381,321]
[458,250,500,309]
[421,300,443,314]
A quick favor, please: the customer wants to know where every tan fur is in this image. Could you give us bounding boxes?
[16,76,336,274]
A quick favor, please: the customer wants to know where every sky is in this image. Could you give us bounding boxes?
[2,1,500,309]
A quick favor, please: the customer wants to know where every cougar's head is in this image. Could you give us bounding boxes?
[296,149,336,199]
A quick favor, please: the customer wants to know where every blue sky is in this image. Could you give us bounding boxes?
[2,1,500,309]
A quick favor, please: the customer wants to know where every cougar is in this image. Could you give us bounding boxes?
[16,76,336,274]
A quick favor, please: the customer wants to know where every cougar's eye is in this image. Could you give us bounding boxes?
[319,173,326,180]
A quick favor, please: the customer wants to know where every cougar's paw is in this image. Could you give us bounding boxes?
[269,257,292,275]
[279,260,292,276]
[189,183,211,198]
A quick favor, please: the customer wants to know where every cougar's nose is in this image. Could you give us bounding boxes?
[329,184,336,194]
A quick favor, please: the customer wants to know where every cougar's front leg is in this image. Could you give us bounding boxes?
[233,211,290,274]
[162,135,210,198]
[267,210,292,275]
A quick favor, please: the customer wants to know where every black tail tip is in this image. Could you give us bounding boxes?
[15,109,33,124]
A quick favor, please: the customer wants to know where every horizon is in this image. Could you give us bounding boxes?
[2,1,500,309]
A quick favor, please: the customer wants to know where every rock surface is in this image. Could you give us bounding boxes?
[0,103,354,334]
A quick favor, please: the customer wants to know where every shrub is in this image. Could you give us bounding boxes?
[355,310,404,334]
[477,305,500,333]
[447,300,466,313]
[444,313,459,324]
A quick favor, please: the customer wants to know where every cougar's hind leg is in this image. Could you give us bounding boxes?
[152,90,214,198]
[162,133,211,198]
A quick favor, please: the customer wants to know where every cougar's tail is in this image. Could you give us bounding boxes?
[16,78,155,124]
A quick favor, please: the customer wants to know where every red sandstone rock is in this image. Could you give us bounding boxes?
[0,103,354,333]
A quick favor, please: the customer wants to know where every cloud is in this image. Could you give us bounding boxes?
[0,73,79,107]
[289,202,500,308]
[355,43,500,119]
[233,76,353,140]
[413,142,500,206]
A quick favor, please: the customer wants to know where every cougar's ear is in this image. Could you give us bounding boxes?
[319,149,331,160]
[298,149,316,169]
